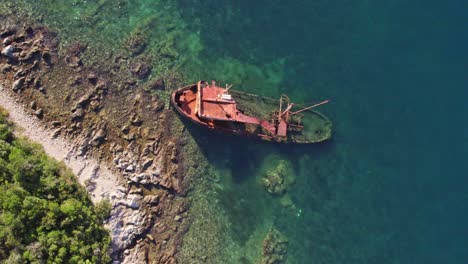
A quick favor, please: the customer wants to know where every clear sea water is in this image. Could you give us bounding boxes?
[4,0,467,263]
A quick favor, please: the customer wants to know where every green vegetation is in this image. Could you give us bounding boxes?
[0,108,111,263]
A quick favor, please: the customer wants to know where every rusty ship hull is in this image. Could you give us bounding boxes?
[171,81,332,144]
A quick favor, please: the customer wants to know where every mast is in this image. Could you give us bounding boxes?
[290,100,329,115]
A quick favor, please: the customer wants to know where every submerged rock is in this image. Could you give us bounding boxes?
[262,160,295,195]
[130,61,150,79]
[262,228,288,264]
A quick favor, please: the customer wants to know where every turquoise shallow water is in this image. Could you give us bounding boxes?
[3,0,467,263]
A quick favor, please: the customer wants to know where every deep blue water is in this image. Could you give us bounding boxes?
[179,0,468,263]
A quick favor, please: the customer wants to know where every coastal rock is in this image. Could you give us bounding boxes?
[19,46,40,62]
[12,77,25,91]
[71,107,85,121]
[2,36,15,45]
[159,172,179,192]
[143,195,159,206]
[109,202,153,250]
[0,64,12,73]
[34,108,43,118]
[65,42,86,68]
[91,128,107,147]
[51,120,61,127]
[87,73,98,84]
[125,164,135,173]
[118,194,143,210]
[0,28,16,38]
[51,128,62,138]
[142,158,153,171]
[76,93,92,108]
[130,114,143,126]
[0,19,192,264]
[121,242,148,264]
[1,45,15,59]
[123,132,136,141]
[125,30,147,55]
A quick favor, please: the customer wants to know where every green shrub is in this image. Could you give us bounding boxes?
[0,114,111,263]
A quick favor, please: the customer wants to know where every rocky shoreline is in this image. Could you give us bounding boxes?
[0,16,196,263]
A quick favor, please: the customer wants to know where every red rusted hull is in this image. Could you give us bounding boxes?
[171,81,332,143]
[171,82,270,140]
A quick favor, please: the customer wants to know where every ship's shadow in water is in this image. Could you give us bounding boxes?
[182,117,335,184]
[182,117,335,246]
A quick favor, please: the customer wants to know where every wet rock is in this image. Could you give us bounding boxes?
[65,42,86,68]
[150,100,165,112]
[149,78,165,91]
[130,61,150,79]
[67,55,81,67]
[125,30,147,55]
[12,77,25,91]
